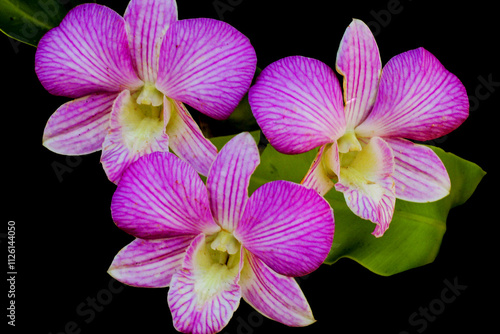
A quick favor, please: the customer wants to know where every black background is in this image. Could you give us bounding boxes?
[2,0,497,333]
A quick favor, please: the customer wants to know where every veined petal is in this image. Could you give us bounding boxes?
[207,132,260,232]
[35,4,143,98]
[337,179,395,237]
[336,19,381,129]
[300,145,335,196]
[165,98,218,177]
[111,152,220,239]
[356,48,469,141]
[43,92,118,155]
[124,0,178,82]
[100,90,169,183]
[249,56,346,154]
[335,137,395,237]
[240,251,315,327]
[168,234,243,334]
[385,138,450,202]
[234,181,334,277]
[108,236,194,288]
[156,18,256,120]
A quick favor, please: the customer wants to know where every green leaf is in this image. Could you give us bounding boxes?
[245,142,485,276]
[0,0,93,47]
[324,146,485,275]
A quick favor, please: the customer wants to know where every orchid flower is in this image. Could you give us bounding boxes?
[36,0,256,183]
[108,132,334,334]
[249,19,469,237]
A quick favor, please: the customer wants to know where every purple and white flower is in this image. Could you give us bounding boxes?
[249,19,468,237]
[108,132,334,334]
[36,0,256,183]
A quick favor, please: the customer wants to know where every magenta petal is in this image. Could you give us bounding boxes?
[240,251,315,327]
[43,92,118,155]
[356,48,469,141]
[168,234,242,334]
[234,181,334,277]
[124,0,178,82]
[156,18,256,120]
[165,98,218,176]
[336,19,381,128]
[385,138,450,202]
[249,56,346,154]
[111,152,220,239]
[207,132,260,232]
[35,4,143,98]
[108,236,193,288]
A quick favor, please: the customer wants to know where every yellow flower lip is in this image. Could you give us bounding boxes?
[118,90,165,152]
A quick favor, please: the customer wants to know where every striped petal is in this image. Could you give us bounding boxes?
[165,98,218,177]
[300,145,335,196]
[35,4,143,98]
[336,19,381,129]
[168,234,243,334]
[43,92,118,155]
[100,89,169,183]
[124,0,178,82]
[356,48,469,141]
[207,132,260,232]
[108,236,194,288]
[156,18,256,120]
[234,181,334,277]
[111,152,220,239]
[385,138,450,202]
[240,251,315,327]
[249,56,346,154]
[335,137,396,237]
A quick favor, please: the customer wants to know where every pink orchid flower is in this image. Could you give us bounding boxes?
[249,19,468,237]
[36,0,256,183]
[108,132,334,334]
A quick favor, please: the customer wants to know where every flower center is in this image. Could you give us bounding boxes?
[323,135,387,200]
[322,131,364,180]
[337,130,362,154]
[192,233,242,302]
[136,82,164,107]
[209,230,241,266]
[119,88,165,152]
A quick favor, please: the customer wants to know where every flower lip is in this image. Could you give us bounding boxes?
[116,90,165,152]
